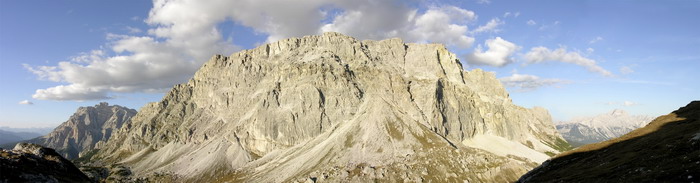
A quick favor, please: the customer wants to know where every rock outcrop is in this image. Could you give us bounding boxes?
[28,102,137,159]
[557,109,654,146]
[0,143,91,183]
[95,32,568,182]
[519,101,700,182]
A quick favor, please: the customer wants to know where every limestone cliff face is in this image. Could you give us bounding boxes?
[29,102,136,159]
[96,32,567,182]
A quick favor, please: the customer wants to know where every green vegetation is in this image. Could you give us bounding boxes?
[72,149,98,164]
[544,137,574,152]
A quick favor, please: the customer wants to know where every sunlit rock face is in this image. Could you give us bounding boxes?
[96,32,567,182]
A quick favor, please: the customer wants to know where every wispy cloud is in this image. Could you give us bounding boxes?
[18,100,33,105]
[586,47,595,53]
[471,18,504,34]
[538,21,560,31]
[499,73,569,92]
[620,66,634,74]
[589,36,604,44]
[622,101,639,106]
[502,11,520,18]
[524,46,614,77]
[476,0,491,4]
[613,79,674,85]
[125,26,142,33]
[603,101,641,107]
[526,20,536,25]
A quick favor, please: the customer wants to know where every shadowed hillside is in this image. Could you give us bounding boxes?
[519,101,700,182]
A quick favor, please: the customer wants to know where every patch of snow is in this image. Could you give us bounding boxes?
[462,134,550,163]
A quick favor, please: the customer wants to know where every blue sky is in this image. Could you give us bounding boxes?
[0,0,698,128]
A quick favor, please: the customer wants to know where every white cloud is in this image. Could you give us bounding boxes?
[471,18,504,34]
[499,73,568,92]
[586,47,595,53]
[466,37,519,67]
[401,6,477,48]
[26,0,240,101]
[524,46,614,77]
[603,101,642,107]
[33,84,112,101]
[503,11,520,18]
[538,21,560,31]
[623,101,639,106]
[589,36,604,44]
[620,66,634,74]
[526,20,536,26]
[319,1,416,42]
[476,0,491,4]
[26,0,481,101]
[18,100,33,105]
[125,26,142,33]
[614,79,673,85]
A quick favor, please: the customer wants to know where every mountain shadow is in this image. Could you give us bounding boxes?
[518,101,700,182]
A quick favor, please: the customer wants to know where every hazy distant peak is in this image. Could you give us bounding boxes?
[557,109,654,146]
[609,108,628,116]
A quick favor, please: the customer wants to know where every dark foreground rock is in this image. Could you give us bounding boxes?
[0,143,90,183]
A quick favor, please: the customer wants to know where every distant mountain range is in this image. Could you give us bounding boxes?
[556,109,654,146]
[0,126,54,135]
[0,126,54,145]
[0,129,42,145]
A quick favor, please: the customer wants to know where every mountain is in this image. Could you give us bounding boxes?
[0,143,91,182]
[556,109,654,146]
[518,101,700,182]
[26,102,137,159]
[0,129,42,145]
[93,32,569,182]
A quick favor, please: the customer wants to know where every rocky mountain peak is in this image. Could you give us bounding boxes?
[94,32,567,182]
[26,103,137,159]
